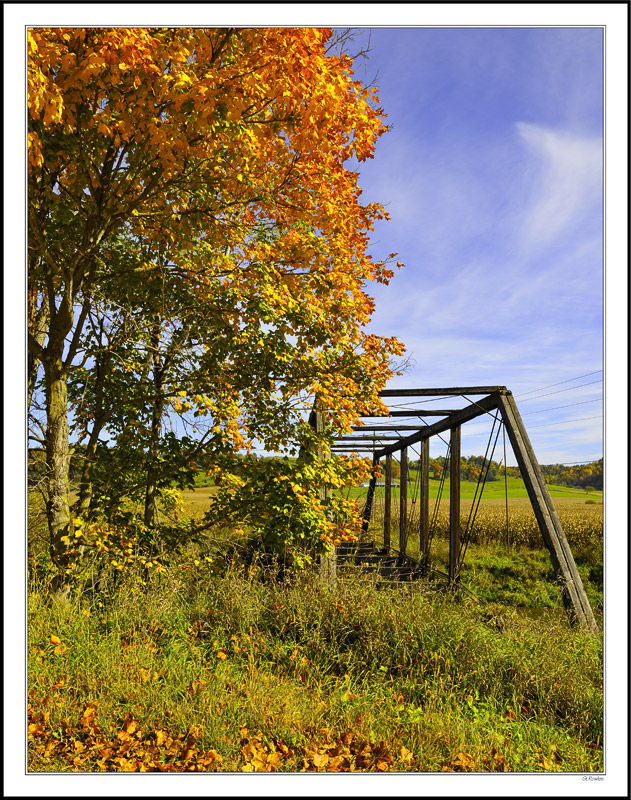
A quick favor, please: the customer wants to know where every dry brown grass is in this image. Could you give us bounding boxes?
[367,495,602,553]
[180,486,218,520]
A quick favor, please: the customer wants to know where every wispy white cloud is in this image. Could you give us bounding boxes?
[353,30,604,464]
[515,123,602,247]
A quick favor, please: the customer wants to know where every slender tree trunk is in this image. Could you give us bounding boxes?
[76,429,99,520]
[27,291,49,411]
[144,323,165,528]
[45,359,72,565]
[144,398,163,528]
[41,290,75,572]
[75,352,111,519]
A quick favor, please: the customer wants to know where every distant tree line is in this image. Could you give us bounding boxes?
[407,455,521,483]
[540,460,603,492]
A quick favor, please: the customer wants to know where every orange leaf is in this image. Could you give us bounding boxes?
[312,751,329,768]
[155,729,168,747]
[123,714,139,735]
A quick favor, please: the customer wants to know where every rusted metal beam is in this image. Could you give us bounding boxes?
[419,438,430,565]
[352,425,432,431]
[361,455,379,534]
[496,393,597,633]
[449,426,461,583]
[379,387,507,397]
[330,447,381,452]
[384,453,392,550]
[364,410,458,417]
[375,392,501,458]
[399,447,408,556]
[333,436,403,442]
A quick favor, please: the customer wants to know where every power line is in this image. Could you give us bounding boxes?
[527,415,602,429]
[382,373,603,411]
[552,458,603,465]
[521,398,602,416]
[517,379,603,402]
[515,370,603,398]
[461,398,602,434]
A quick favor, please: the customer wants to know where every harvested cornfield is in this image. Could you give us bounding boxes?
[367,497,603,552]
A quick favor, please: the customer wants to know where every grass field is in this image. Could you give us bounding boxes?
[179,476,602,521]
[347,473,603,500]
[28,473,603,774]
[28,563,603,774]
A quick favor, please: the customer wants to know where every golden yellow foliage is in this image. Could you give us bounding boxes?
[28,27,405,558]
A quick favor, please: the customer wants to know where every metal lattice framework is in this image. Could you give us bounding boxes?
[329,386,597,633]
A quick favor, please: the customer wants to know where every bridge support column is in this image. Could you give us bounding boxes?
[497,393,597,632]
[399,447,408,556]
[420,438,430,567]
[383,453,392,550]
[449,425,461,583]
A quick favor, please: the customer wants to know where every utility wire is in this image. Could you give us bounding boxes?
[459,396,602,440]
[515,370,603,398]
[521,398,602,416]
[555,458,603,465]
[517,379,603,402]
[527,415,602,429]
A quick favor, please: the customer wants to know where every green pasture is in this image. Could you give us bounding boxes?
[345,473,602,501]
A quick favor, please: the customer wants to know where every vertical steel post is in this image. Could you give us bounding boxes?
[420,438,430,565]
[449,426,461,583]
[497,393,597,632]
[399,447,408,555]
[361,454,378,535]
[384,453,392,550]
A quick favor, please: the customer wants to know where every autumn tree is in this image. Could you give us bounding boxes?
[28,27,404,570]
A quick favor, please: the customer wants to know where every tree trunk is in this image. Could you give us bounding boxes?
[41,290,75,572]
[144,398,163,528]
[75,352,111,520]
[45,359,72,565]
[144,323,165,528]
[27,291,49,411]
[76,430,99,520]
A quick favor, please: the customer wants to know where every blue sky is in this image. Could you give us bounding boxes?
[348,27,604,465]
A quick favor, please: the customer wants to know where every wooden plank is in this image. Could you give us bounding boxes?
[399,447,408,555]
[496,393,597,633]
[375,392,501,459]
[419,438,430,564]
[384,453,392,550]
[449,426,461,582]
[379,386,507,397]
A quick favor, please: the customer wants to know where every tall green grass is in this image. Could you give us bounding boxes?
[28,559,603,773]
